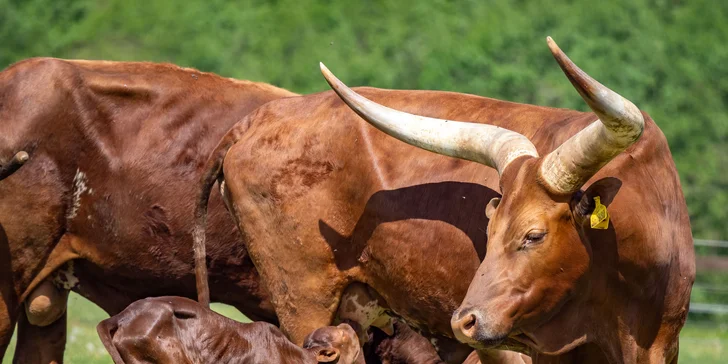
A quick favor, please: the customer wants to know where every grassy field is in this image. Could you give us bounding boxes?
[2,293,726,363]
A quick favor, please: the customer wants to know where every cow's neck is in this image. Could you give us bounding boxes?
[582,227,679,364]
[521,225,679,363]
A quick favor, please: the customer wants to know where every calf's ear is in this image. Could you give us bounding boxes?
[315,347,341,363]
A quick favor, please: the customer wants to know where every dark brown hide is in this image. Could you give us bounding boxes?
[97,296,361,364]
[0,58,295,362]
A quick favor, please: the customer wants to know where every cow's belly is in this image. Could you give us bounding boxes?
[57,174,273,319]
[68,258,274,319]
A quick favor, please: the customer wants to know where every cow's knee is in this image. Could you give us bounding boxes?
[24,280,69,327]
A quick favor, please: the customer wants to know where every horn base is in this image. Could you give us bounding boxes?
[539,118,642,195]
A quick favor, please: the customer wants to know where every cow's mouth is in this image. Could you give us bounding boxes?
[512,331,538,349]
[466,332,509,350]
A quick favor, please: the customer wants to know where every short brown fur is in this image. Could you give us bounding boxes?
[195,86,687,362]
[0,58,295,362]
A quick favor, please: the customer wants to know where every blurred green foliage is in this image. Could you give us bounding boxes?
[0,0,725,239]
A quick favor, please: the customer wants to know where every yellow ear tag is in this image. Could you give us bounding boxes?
[590,196,610,229]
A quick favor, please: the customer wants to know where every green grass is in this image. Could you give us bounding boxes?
[2,293,726,363]
[678,320,728,364]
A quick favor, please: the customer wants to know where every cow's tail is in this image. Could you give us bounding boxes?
[96,317,126,364]
[194,115,254,307]
[0,151,29,181]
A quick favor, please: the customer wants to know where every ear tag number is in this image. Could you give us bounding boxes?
[590,196,610,229]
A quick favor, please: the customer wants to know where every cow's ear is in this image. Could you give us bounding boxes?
[315,347,340,363]
[571,177,622,219]
[485,197,501,219]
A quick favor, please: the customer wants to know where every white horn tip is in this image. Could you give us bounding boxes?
[319,62,330,75]
[546,36,561,56]
[319,62,338,86]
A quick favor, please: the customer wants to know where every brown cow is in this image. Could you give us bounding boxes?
[194,38,694,363]
[193,47,664,364]
[321,38,695,363]
[97,296,362,364]
[193,91,527,361]
[0,58,295,363]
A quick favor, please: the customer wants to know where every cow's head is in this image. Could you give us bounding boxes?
[320,37,643,351]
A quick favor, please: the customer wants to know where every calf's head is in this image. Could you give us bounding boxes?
[321,37,643,351]
[304,323,363,363]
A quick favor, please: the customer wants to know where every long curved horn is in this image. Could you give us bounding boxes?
[539,37,645,194]
[320,63,538,176]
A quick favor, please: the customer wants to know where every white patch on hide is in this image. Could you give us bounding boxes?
[339,293,380,327]
[52,261,80,290]
[67,169,89,219]
[429,338,440,352]
[338,290,392,338]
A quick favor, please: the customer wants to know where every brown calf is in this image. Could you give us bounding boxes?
[97,296,362,364]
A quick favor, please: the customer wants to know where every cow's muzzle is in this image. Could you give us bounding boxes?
[451,307,507,348]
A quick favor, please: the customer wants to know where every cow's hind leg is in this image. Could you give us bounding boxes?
[239,235,345,345]
[0,227,19,360]
[221,143,354,346]
[13,279,70,363]
[13,309,67,364]
[24,280,70,327]
[231,223,346,345]
[0,287,18,361]
[9,263,74,363]
[266,272,345,346]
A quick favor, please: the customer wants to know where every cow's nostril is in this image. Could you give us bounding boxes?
[462,314,476,331]
[452,309,482,343]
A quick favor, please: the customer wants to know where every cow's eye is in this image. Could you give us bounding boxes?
[523,231,547,247]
